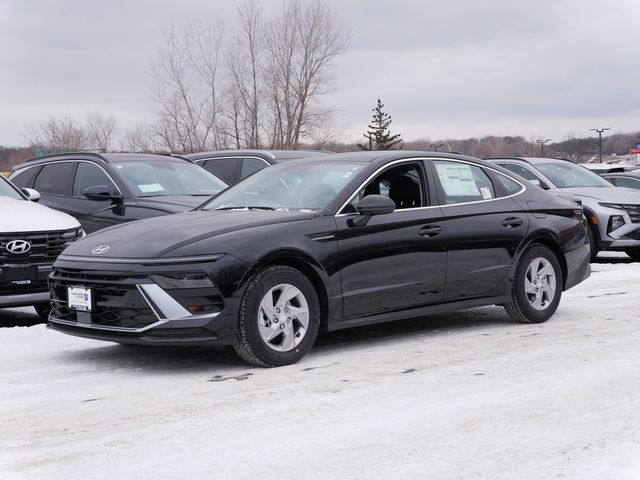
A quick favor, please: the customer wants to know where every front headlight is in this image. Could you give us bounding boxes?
[62,227,85,245]
[607,215,626,234]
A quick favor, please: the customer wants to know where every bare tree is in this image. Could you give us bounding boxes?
[265,0,349,149]
[25,114,90,152]
[122,123,156,153]
[227,0,265,149]
[151,21,226,153]
[86,112,118,152]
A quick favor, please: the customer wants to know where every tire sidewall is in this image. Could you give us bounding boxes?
[513,245,562,323]
[241,267,320,366]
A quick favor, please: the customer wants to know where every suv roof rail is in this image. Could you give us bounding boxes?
[25,152,108,163]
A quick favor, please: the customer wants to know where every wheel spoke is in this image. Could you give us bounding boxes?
[280,327,296,351]
[524,277,536,294]
[542,278,556,304]
[258,322,281,342]
[288,306,309,328]
[275,285,299,309]
[531,294,543,310]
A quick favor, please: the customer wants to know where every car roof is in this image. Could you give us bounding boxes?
[184,149,332,162]
[13,152,191,171]
[487,156,576,165]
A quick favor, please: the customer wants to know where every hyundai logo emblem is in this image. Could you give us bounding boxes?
[91,245,110,255]
[6,239,31,254]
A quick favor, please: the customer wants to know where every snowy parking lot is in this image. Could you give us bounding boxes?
[1,253,640,480]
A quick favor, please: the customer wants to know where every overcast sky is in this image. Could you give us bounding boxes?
[1,0,639,147]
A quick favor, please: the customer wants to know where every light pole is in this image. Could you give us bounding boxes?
[430,143,445,152]
[536,138,551,157]
[589,128,610,163]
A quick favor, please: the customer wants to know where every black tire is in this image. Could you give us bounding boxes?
[34,304,51,321]
[234,265,320,367]
[586,221,599,262]
[504,245,563,324]
[624,248,640,262]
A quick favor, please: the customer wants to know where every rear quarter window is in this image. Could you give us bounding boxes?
[11,166,40,188]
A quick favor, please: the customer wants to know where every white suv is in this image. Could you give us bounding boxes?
[0,175,83,318]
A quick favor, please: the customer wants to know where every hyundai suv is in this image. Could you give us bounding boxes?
[0,175,83,318]
[488,157,640,261]
[10,153,228,233]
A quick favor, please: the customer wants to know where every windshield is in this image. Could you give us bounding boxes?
[0,176,25,200]
[114,159,228,197]
[535,162,613,188]
[201,162,364,211]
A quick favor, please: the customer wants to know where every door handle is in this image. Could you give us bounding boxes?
[502,217,523,228]
[418,225,443,238]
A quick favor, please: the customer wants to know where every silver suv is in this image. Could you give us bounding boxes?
[0,175,83,318]
[488,157,640,262]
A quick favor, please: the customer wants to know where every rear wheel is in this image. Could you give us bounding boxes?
[234,265,320,367]
[505,245,562,324]
[34,304,51,321]
[624,248,640,262]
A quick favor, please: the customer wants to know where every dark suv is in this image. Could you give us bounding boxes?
[10,153,228,233]
[184,149,331,185]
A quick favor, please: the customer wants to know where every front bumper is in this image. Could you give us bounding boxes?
[48,254,248,346]
[0,265,52,308]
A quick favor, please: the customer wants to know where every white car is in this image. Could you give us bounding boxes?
[0,175,83,319]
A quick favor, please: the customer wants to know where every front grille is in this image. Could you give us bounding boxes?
[50,268,158,330]
[600,204,640,223]
[0,230,70,265]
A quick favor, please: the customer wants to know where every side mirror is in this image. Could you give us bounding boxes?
[527,179,549,190]
[21,188,41,202]
[349,194,395,227]
[83,185,122,201]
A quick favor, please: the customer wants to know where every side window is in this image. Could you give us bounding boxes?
[72,163,118,197]
[494,172,523,195]
[499,163,542,182]
[614,177,640,189]
[434,161,495,204]
[33,162,75,196]
[203,158,240,184]
[10,166,40,188]
[240,158,269,180]
[343,163,424,213]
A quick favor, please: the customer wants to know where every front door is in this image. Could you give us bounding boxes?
[335,161,447,319]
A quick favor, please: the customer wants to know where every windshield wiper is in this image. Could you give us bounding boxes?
[215,206,276,211]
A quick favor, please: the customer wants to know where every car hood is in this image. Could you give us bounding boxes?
[134,195,213,212]
[557,186,640,203]
[0,196,80,233]
[62,209,316,258]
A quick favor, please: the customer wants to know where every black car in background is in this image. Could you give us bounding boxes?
[48,151,590,366]
[184,149,331,185]
[10,153,228,233]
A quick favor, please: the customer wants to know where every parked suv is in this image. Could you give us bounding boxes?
[184,150,331,185]
[10,153,228,233]
[0,175,83,318]
[488,157,640,261]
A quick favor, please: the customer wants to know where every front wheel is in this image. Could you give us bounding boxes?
[586,221,599,262]
[234,265,320,367]
[505,245,562,324]
[624,248,640,262]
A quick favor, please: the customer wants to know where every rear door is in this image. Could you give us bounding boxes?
[429,159,529,301]
[32,162,75,212]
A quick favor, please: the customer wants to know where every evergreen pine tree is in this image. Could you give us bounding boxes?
[357,98,403,151]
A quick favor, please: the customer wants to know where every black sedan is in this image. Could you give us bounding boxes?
[10,153,228,233]
[184,149,330,185]
[48,151,591,366]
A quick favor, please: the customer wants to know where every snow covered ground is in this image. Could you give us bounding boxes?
[1,254,640,480]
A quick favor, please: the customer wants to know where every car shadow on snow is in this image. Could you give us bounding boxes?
[50,305,516,372]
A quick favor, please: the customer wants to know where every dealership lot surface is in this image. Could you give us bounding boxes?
[1,254,639,480]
